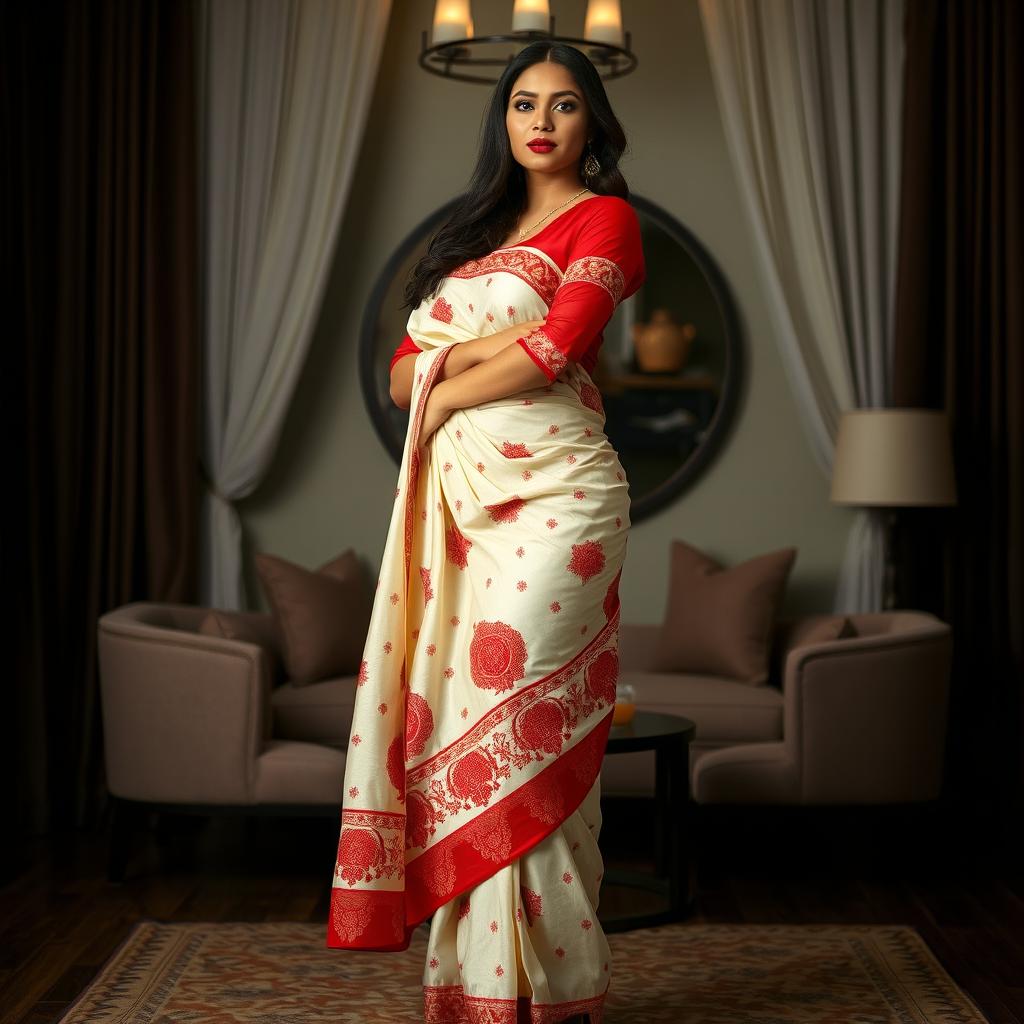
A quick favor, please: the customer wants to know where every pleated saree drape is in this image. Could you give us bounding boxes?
[328,198,643,1023]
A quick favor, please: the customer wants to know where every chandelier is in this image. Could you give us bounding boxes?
[421,0,637,84]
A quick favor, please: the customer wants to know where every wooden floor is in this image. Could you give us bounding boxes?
[2,798,1023,1024]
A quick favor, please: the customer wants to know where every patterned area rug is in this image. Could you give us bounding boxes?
[58,919,989,1023]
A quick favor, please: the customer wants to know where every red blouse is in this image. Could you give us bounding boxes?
[389,195,646,381]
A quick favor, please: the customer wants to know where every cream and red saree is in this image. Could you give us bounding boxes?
[327,195,645,1024]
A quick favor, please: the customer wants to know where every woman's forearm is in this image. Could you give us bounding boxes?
[432,341,549,412]
[390,321,544,409]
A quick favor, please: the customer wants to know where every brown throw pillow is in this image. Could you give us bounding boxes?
[198,609,286,685]
[254,549,373,686]
[653,540,797,684]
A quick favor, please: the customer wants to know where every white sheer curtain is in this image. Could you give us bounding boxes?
[697,0,904,612]
[196,0,392,608]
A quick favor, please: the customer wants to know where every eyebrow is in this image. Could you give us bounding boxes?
[511,89,581,100]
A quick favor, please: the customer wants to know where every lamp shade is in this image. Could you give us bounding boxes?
[830,409,957,507]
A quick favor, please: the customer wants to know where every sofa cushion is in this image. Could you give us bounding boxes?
[254,548,373,686]
[653,540,797,685]
[623,670,784,744]
[270,674,359,748]
[198,609,286,685]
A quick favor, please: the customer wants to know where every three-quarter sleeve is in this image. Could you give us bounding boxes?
[389,333,422,373]
[515,197,646,382]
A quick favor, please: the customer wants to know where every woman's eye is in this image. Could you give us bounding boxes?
[513,100,576,112]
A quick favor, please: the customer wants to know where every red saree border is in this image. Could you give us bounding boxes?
[404,703,613,922]
[326,705,612,951]
[447,249,561,307]
[424,983,609,1024]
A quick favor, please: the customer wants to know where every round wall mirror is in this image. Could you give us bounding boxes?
[359,194,744,522]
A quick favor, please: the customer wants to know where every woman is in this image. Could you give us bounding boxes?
[327,40,645,1024]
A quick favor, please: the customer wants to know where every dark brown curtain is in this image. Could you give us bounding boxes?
[892,0,1023,835]
[3,0,200,873]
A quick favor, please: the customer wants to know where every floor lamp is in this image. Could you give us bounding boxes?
[830,410,957,611]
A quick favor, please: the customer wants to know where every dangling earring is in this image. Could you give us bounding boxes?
[582,141,601,182]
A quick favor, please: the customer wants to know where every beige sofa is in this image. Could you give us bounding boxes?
[97,604,952,822]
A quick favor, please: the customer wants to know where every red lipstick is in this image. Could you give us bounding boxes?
[527,138,557,153]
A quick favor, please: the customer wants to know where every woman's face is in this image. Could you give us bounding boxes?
[505,61,590,179]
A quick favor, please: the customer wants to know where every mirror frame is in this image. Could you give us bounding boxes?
[358,193,744,522]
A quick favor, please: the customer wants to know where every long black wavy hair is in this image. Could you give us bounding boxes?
[401,41,632,312]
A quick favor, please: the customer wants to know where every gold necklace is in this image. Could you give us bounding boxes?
[516,187,592,242]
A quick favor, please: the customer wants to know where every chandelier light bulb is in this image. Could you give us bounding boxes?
[584,0,624,47]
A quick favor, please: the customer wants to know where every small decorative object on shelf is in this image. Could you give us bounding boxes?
[632,310,696,373]
[612,681,636,725]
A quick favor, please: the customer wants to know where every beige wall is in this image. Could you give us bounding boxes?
[239,0,857,622]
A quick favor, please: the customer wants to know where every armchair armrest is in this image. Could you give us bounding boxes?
[97,602,270,805]
[781,611,953,803]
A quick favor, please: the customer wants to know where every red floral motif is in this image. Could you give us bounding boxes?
[490,919,498,933]
[484,496,527,523]
[563,871,574,884]
[447,746,500,807]
[406,692,435,758]
[406,788,437,848]
[573,488,586,499]
[512,698,568,758]
[330,891,374,942]
[603,566,621,619]
[458,896,471,919]
[585,648,619,705]
[429,295,454,323]
[357,660,368,686]
[336,826,385,885]
[546,518,558,529]
[386,735,405,801]
[581,918,593,930]
[516,580,527,591]
[554,946,566,958]
[384,640,393,654]
[501,440,534,458]
[445,523,472,569]
[520,886,543,925]
[550,601,561,613]
[567,539,605,583]
[522,470,533,480]
[420,565,434,604]
[579,381,604,414]
[469,620,527,692]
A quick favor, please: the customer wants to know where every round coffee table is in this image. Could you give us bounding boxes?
[597,710,697,932]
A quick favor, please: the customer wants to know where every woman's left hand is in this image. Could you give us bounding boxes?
[417,389,452,453]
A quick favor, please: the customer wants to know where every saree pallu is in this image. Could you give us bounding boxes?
[328,241,631,1024]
